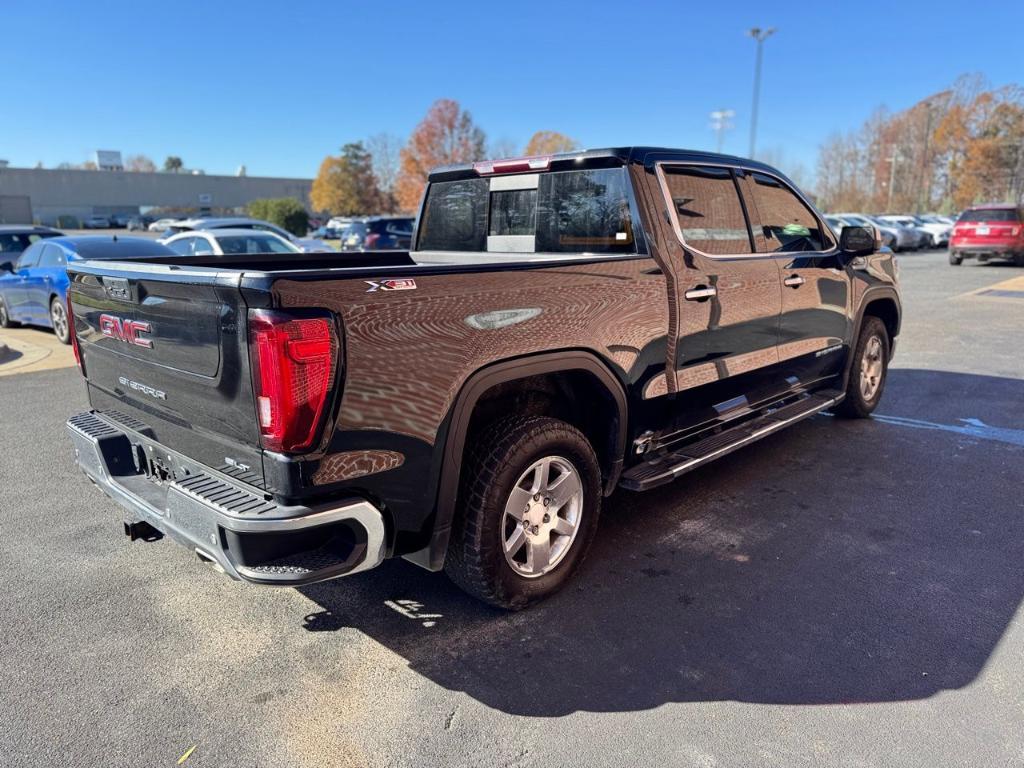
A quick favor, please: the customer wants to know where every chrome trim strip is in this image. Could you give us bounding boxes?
[653,160,837,261]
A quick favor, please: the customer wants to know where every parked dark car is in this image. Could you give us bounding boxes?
[65,147,900,609]
[0,236,175,343]
[340,215,415,250]
[949,204,1024,265]
[0,226,63,261]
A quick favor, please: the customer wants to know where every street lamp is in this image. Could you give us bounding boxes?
[709,109,735,154]
[747,26,776,159]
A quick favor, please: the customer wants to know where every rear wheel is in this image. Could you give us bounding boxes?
[0,297,18,328]
[834,316,890,419]
[50,297,70,344]
[949,251,963,265]
[445,415,602,610]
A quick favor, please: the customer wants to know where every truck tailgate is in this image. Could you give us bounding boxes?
[68,261,265,487]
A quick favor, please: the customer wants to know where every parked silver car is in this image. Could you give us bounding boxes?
[832,213,912,251]
[160,217,331,252]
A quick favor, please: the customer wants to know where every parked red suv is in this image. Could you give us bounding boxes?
[949,204,1024,266]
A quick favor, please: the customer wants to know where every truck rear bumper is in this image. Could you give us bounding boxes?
[66,411,386,586]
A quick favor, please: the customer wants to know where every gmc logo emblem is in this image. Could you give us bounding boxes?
[99,314,153,348]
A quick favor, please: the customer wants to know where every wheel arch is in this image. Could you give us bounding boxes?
[842,287,901,387]
[406,349,629,571]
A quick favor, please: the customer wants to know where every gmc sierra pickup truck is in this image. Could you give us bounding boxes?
[66,147,900,609]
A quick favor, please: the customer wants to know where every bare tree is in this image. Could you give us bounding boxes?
[366,133,402,210]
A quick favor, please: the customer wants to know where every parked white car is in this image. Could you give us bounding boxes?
[148,217,181,232]
[161,228,302,257]
[878,215,950,247]
[832,213,910,251]
[160,217,331,252]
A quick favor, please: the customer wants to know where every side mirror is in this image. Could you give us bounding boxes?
[0,260,13,273]
[839,225,878,256]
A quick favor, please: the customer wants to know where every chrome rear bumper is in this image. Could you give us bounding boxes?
[67,411,386,585]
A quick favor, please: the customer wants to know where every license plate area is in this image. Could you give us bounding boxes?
[977,225,990,235]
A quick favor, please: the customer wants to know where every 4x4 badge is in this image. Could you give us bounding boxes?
[365,279,417,292]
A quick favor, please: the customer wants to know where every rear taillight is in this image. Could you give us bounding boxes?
[248,310,338,453]
[67,292,83,374]
[364,232,380,249]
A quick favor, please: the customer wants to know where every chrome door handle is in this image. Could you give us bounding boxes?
[684,286,717,301]
[783,275,805,288]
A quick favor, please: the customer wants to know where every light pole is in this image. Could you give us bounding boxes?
[747,26,776,159]
[709,109,735,154]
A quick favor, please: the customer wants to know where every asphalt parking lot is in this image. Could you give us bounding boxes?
[1,249,1022,767]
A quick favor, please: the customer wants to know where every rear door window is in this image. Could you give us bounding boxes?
[744,172,831,252]
[660,165,753,254]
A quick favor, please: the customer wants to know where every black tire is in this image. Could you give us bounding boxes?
[834,316,890,419]
[50,297,71,344]
[0,297,18,328]
[949,251,963,266]
[445,415,602,610]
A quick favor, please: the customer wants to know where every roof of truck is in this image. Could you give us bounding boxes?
[428,147,784,183]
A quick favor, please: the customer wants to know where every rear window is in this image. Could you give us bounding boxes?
[417,168,635,255]
[957,208,1021,223]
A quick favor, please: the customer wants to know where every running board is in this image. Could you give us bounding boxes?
[619,390,843,492]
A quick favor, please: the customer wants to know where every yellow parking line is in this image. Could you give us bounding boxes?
[0,328,76,377]
[956,275,1024,301]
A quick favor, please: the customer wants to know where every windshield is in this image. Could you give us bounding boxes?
[215,234,299,254]
[958,208,1020,223]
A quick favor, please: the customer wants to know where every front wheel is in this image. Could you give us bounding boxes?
[445,415,602,610]
[834,317,890,418]
[50,297,71,344]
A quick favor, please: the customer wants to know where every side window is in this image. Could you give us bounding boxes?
[168,237,195,256]
[745,172,831,253]
[660,165,752,255]
[417,178,489,251]
[16,243,43,270]
[38,244,66,268]
[193,237,215,255]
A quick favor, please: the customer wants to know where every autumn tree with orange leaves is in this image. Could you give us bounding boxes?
[816,75,1024,213]
[394,99,487,212]
[523,131,579,156]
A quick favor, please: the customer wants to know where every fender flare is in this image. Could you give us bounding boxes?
[842,286,901,387]
[405,349,629,571]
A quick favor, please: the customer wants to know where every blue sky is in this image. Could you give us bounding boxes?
[4,0,1022,186]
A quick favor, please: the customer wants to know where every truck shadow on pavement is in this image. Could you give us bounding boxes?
[300,369,1024,716]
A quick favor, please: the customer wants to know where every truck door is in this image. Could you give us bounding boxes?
[652,163,783,418]
[738,170,851,384]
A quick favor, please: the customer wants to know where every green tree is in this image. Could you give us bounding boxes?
[163,155,183,173]
[311,142,385,216]
[247,197,310,236]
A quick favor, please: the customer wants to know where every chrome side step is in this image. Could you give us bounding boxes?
[619,390,843,491]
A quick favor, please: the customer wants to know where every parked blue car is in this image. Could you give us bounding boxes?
[0,236,175,344]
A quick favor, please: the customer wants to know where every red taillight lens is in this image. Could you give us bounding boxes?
[364,232,380,249]
[248,310,338,453]
[67,292,83,374]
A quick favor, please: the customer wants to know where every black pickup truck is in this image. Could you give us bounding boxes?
[66,147,900,609]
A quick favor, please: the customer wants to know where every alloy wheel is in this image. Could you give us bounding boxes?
[51,300,68,342]
[501,455,584,578]
[859,335,884,401]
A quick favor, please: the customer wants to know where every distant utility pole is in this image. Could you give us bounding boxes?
[747,26,776,159]
[709,109,735,153]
